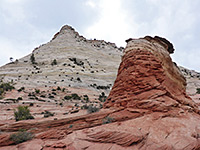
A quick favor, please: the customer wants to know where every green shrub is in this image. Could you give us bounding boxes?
[18,87,25,92]
[64,93,81,100]
[10,130,33,144]
[64,95,72,100]
[40,95,46,98]
[57,86,61,90]
[29,103,34,106]
[196,88,200,94]
[35,89,40,94]
[59,102,63,106]
[52,92,57,95]
[0,82,15,96]
[98,92,107,102]
[77,77,82,82]
[42,110,54,118]
[81,104,88,109]
[6,98,18,103]
[83,95,89,102]
[0,88,4,97]
[62,88,65,92]
[87,105,99,114]
[30,54,36,64]
[51,59,57,66]
[14,106,34,121]
[71,93,81,100]
[102,116,114,124]
[28,93,33,96]
[17,97,23,100]
[48,95,54,99]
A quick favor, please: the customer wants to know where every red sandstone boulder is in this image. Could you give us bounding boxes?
[104,36,199,114]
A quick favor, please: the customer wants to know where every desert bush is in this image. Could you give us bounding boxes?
[98,92,107,102]
[69,57,84,66]
[42,110,54,118]
[81,104,88,109]
[96,85,110,90]
[0,88,4,98]
[17,97,23,100]
[196,88,200,94]
[102,116,114,124]
[40,94,46,98]
[52,92,57,95]
[0,82,15,96]
[48,95,54,99]
[64,95,71,100]
[87,105,99,114]
[14,106,34,121]
[6,98,18,103]
[28,93,33,96]
[64,93,81,100]
[29,103,34,106]
[35,89,40,94]
[18,87,25,92]
[30,54,36,64]
[10,130,33,144]
[72,93,81,100]
[51,59,57,66]
[83,95,89,102]
[77,77,82,82]
[62,88,65,92]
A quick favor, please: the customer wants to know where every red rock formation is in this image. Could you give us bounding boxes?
[104,36,199,114]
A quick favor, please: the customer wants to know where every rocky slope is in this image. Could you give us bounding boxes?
[0,35,200,150]
[0,25,123,128]
[180,66,200,94]
[0,25,123,91]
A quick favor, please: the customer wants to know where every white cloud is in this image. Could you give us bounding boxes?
[84,0,200,71]
[0,0,26,24]
[0,37,26,64]
[3,0,25,3]
[85,0,96,8]
[0,0,58,66]
[84,0,138,47]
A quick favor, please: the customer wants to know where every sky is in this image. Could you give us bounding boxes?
[0,0,199,72]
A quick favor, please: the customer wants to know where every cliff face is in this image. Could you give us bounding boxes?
[104,36,198,113]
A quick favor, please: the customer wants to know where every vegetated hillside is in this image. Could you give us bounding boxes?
[0,25,123,94]
[0,25,199,97]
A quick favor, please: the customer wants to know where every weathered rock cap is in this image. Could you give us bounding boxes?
[126,36,175,54]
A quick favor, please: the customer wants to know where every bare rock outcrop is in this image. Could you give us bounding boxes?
[104,36,199,114]
[0,25,122,93]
